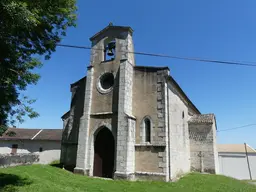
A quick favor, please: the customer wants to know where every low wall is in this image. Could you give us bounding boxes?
[189,121,219,174]
[0,153,39,168]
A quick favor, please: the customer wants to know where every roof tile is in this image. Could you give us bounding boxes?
[0,128,41,140]
[0,128,62,141]
[34,129,62,141]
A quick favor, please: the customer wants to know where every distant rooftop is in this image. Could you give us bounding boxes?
[0,128,62,141]
[218,144,256,153]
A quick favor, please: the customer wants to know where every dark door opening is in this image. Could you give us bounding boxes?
[93,127,115,178]
[11,144,18,154]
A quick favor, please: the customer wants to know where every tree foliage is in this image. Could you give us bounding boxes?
[0,0,77,134]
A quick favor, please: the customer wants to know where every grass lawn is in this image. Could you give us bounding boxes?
[0,165,255,192]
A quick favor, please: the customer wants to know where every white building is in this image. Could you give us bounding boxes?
[0,128,62,164]
[218,144,256,180]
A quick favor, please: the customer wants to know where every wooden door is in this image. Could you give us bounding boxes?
[93,127,115,178]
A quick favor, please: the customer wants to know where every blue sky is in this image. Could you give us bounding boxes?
[22,0,256,148]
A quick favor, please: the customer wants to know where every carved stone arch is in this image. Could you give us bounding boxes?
[88,121,116,177]
[140,116,154,144]
[91,121,113,137]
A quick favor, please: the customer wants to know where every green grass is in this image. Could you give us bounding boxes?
[49,160,60,165]
[0,165,255,192]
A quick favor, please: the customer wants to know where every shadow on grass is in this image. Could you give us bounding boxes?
[50,163,63,169]
[50,163,75,173]
[0,173,32,191]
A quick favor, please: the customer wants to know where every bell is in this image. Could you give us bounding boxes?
[107,49,114,56]
[107,41,116,56]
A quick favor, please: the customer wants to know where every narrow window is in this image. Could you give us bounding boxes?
[182,111,185,119]
[39,147,43,152]
[145,118,151,143]
[11,144,18,154]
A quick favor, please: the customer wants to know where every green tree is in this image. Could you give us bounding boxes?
[0,0,77,135]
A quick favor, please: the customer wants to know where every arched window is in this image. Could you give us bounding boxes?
[144,118,151,143]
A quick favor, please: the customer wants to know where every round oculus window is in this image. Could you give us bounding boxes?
[97,72,114,94]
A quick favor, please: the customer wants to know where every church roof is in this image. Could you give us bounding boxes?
[70,76,86,89]
[134,66,169,71]
[61,111,70,120]
[89,24,133,41]
[166,75,200,114]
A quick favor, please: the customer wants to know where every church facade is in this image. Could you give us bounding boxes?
[60,24,219,181]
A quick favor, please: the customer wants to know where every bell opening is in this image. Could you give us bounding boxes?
[104,39,116,61]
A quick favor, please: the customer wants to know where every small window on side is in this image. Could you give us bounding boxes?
[145,118,151,143]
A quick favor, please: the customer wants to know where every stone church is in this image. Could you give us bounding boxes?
[60,24,219,181]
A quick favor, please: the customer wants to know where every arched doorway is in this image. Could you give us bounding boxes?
[93,127,115,178]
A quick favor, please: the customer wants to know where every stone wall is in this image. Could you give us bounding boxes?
[0,153,39,168]
[167,81,191,180]
[0,140,61,165]
[135,146,165,173]
[132,68,169,180]
[75,66,94,174]
[61,77,85,169]
[156,69,169,180]
[188,114,218,174]
[134,172,166,181]
[155,70,168,146]
[63,78,86,144]
[90,60,120,114]
[60,143,77,171]
[115,59,135,179]
[90,28,134,64]
[133,68,158,144]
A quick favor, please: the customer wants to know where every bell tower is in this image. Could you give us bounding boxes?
[74,24,136,180]
[89,23,135,65]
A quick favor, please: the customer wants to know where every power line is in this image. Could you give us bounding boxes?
[217,123,256,132]
[57,43,256,133]
[57,43,256,67]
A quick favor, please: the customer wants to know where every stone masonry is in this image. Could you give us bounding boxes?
[61,24,219,181]
[74,67,94,175]
[115,59,135,179]
[188,114,219,174]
